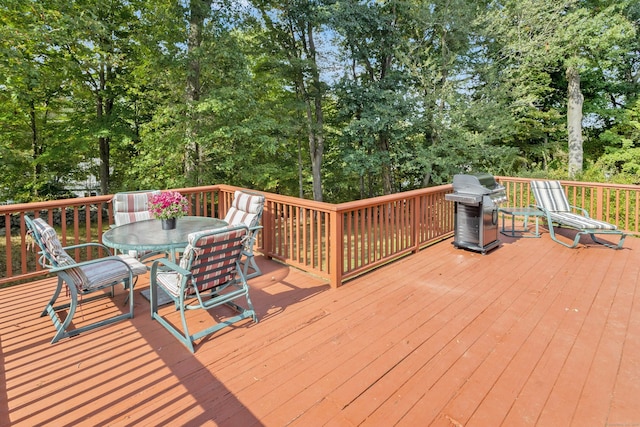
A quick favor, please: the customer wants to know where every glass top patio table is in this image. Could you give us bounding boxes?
[102,216,228,255]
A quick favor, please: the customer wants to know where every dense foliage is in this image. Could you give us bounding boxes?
[1,0,638,203]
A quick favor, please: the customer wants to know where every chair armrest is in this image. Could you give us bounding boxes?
[240,225,263,250]
[246,225,263,240]
[37,253,54,269]
[150,258,190,277]
[49,255,137,274]
[63,242,114,255]
[569,205,590,217]
[36,246,116,269]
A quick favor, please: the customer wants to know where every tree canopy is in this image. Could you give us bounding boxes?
[1,0,638,203]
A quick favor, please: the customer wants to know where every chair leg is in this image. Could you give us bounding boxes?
[590,233,627,249]
[42,277,64,317]
[549,225,626,250]
[152,287,258,353]
[45,278,134,344]
[546,225,581,248]
[179,302,195,353]
[49,284,80,344]
[242,252,262,280]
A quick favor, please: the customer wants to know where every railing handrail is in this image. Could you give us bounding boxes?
[332,185,453,211]
[0,195,114,214]
[496,176,640,191]
[3,178,638,288]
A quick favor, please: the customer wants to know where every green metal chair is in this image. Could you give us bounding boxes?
[112,190,167,263]
[149,224,258,353]
[530,180,628,249]
[112,190,161,226]
[25,216,147,343]
[223,190,265,279]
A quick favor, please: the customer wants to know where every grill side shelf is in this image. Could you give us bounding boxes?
[445,193,482,205]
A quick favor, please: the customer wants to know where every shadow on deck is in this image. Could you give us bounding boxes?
[1,230,639,426]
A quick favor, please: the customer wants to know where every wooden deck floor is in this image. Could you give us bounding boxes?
[1,230,639,426]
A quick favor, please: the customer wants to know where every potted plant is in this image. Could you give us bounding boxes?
[148,191,189,229]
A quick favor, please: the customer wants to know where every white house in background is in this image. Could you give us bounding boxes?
[64,160,102,197]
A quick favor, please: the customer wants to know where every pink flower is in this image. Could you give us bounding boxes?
[148,191,189,220]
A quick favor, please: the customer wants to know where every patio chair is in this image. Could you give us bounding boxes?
[25,216,147,343]
[530,180,628,249]
[112,190,165,262]
[112,190,161,226]
[149,224,258,353]
[223,190,265,279]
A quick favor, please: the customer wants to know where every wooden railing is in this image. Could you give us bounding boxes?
[2,178,637,288]
[1,184,454,288]
[1,186,229,286]
[261,185,454,287]
[496,177,640,234]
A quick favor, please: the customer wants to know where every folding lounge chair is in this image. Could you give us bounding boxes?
[223,190,265,279]
[530,180,627,249]
[25,216,147,343]
[149,224,258,353]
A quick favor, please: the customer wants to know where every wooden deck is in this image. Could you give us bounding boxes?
[1,230,639,426]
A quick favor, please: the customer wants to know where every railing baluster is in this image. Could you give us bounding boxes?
[8,179,632,288]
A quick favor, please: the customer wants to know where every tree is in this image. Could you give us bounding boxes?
[0,0,86,200]
[251,0,329,201]
[331,1,420,196]
[184,0,213,186]
[477,0,635,178]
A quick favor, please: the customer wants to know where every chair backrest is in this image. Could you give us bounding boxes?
[223,190,265,229]
[113,190,161,226]
[530,180,571,213]
[178,225,248,295]
[25,216,89,288]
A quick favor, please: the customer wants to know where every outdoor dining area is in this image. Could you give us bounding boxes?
[1,178,639,425]
[23,189,265,352]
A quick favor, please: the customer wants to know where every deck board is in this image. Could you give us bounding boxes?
[2,232,640,426]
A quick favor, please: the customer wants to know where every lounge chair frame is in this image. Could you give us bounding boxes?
[530,180,627,249]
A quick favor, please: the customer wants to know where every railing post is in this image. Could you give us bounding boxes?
[329,208,343,288]
[596,186,604,221]
[412,195,420,253]
[262,199,273,260]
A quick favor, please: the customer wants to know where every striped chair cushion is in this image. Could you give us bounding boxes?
[31,218,146,291]
[113,191,160,226]
[31,218,89,289]
[530,180,571,212]
[549,212,618,230]
[223,191,265,228]
[531,180,618,231]
[156,226,245,298]
[81,255,147,290]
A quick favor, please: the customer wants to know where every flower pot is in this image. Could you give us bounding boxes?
[161,218,177,230]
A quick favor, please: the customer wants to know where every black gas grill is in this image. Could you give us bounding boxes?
[445,173,507,254]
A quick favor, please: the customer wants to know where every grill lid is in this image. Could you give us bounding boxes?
[451,172,503,195]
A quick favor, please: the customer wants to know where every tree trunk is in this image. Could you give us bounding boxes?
[29,97,42,198]
[298,137,304,199]
[98,62,110,195]
[566,66,584,179]
[184,0,211,185]
[306,22,324,202]
[379,134,392,195]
